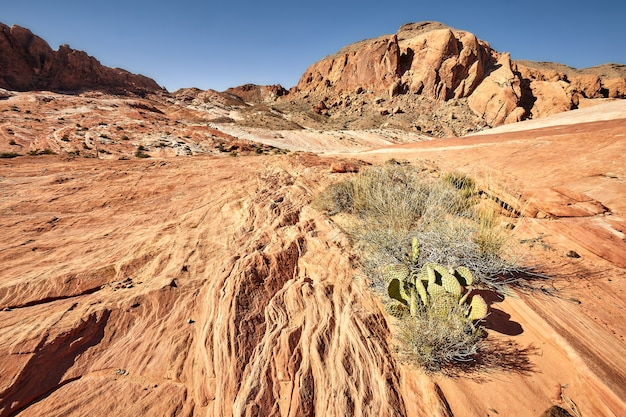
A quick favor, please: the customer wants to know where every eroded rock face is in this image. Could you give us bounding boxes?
[225,84,289,103]
[291,21,626,130]
[0,23,164,95]
[298,35,402,95]
[467,53,525,126]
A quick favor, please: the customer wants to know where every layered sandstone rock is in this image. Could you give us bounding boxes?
[0,23,164,95]
[292,21,626,130]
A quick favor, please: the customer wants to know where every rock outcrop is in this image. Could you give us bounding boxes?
[225,84,288,103]
[291,21,626,131]
[0,23,164,95]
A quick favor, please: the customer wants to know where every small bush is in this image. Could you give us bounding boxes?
[396,307,485,372]
[27,149,56,156]
[315,163,529,371]
[135,148,150,158]
[0,152,20,158]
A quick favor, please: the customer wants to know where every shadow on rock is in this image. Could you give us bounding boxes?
[484,307,524,336]
[444,339,539,379]
[472,289,523,335]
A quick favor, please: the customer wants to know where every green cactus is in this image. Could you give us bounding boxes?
[385,243,488,322]
[385,263,409,281]
[454,266,474,286]
[467,294,488,321]
[441,270,462,296]
[414,277,429,306]
[411,237,420,263]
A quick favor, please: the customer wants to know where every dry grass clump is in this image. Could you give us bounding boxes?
[315,162,530,370]
[396,307,486,372]
[316,164,523,293]
[314,163,433,230]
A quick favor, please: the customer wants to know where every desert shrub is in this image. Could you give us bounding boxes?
[0,152,20,158]
[135,146,150,158]
[314,164,435,230]
[315,163,528,370]
[396,307,486,372]
[27,149,56,156]
[316,164,521,292]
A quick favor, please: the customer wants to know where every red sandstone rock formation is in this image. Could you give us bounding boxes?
[0,23,164,95]
[293,21,626,128]
[225,84,288,103]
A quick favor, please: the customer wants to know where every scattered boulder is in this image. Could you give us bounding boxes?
[313,100,329,115]
[540,405,574,417]
[224,83,288,103]
[330,162,359,173]
[0,88,12,99]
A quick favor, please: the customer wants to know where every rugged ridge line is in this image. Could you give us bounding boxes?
[0,23,164,95]
[291,21,626,130]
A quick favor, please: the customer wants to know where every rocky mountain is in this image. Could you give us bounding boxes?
[284,21,626,133]
[0,23,164,95]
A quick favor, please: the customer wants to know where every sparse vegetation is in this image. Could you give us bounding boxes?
[27,149,56,156]
[314,162,530,372]
[0,152,20,158]
[135,145,150,158]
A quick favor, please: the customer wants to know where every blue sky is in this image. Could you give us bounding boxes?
[2,1,625,92]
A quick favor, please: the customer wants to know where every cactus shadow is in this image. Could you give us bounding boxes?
[473,289,524,336]
[484,308,523,336]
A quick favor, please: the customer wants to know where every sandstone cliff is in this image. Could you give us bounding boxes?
[0,23,164,95]
[291,21,626,131]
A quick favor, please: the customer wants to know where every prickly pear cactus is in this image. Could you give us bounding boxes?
[454,266,473,286]
[384,240,489,322]
[411,237,420,263]
[467,293,488,321]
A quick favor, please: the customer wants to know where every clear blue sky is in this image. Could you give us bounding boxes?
[2,1,625,92]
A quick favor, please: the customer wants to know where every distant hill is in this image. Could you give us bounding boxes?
[0,22,164,95]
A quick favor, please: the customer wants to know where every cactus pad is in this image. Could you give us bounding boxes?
[387,278,408,305]
[385,264,409,282]
[411,237,421,263]
[454,266,474,286]
[467,294,488,321]
[441,271,462,296]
